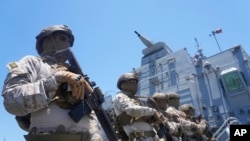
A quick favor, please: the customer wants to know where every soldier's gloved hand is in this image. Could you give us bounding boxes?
[54,71,93,100]
[172,114,180,122]
[153,110,162,124]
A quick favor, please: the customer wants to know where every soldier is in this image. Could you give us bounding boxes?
[165,92,183,123]
[151,93,182,141]
[113,72,161,141]
[2,25,103,141]
[179,104,200,125]
[165,92,203,141]
[151,93,169,113]
[180,104,214,141]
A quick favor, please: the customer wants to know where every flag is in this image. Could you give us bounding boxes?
[214,28,222,34]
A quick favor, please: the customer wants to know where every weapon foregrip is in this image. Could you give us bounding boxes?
[68,101,91,122]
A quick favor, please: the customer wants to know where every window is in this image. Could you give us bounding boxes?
[221,68,245,93]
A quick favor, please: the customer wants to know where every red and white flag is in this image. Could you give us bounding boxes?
[214,28,222,34]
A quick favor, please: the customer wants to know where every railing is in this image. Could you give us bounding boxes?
[214,117,240,141]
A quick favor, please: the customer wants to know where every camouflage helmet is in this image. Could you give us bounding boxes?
[167,92,180,100]
[36,24,74,55]
[152,93,168,101]
[180,104,195,116]
[117,72,138,90]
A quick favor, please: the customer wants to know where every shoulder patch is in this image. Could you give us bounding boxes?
[7,62,18,71]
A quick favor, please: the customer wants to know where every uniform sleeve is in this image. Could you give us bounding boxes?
[197,119,209,133]
[2,56,58,116]
[113,93,155,118]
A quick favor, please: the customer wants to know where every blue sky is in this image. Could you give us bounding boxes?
[1,1,250,140]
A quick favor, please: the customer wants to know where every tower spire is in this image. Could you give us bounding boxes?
[134,31,154,48]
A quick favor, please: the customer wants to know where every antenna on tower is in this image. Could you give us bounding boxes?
[194,37,200,49]
[194,37,204,58]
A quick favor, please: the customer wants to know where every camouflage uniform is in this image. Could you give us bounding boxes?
[2,25,102,141]
[180,104,211,141]
[113,72,159,141]
[165,92,204,141]
[151,93,182,141]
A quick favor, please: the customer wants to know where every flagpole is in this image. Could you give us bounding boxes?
[210,29,222,52]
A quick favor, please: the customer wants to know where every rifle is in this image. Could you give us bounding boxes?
[55,48,118,141]
[189,115,206,141]
[190,115,202,123]
[147,97,173,141]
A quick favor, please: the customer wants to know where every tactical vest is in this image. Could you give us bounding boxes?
[15,57,80,131]
[114,96,154,140]
[44,57,81,109]
[114,95,153,132]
